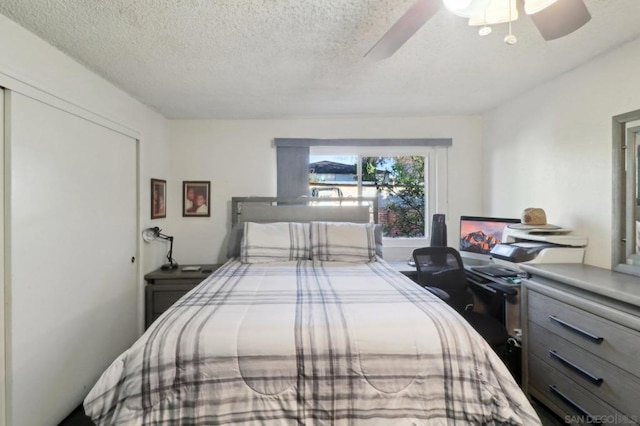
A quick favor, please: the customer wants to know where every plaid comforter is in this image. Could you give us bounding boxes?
[84,258,540,425]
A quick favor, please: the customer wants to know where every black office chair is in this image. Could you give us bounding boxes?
[412,246,512,349]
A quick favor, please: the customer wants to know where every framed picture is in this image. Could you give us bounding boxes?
[183,181,211,217]
[151,179,166,219]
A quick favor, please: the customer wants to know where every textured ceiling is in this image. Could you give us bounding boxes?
[1,0,639,119]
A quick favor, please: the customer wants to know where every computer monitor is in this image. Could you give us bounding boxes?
[459,216,520,263]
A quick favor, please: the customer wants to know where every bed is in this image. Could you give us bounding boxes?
[84,197,540,425]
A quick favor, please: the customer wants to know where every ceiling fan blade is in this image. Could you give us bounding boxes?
[529,0,591,41]
[364,0,441,60]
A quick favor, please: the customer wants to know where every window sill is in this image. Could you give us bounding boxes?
[382,237,429,248]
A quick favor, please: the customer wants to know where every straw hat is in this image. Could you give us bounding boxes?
[508,208,561,230]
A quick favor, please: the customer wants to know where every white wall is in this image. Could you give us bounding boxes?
[0,13,168,425]
[167,116,484,263]
[483,37,640,269]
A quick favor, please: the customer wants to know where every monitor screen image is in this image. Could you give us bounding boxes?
[459,216,520,256]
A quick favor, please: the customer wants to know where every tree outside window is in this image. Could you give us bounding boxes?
[309,155,426,238]
[363,156,425,238]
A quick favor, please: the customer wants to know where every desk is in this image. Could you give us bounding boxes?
[464,267,522,336]
[388,260,522,336]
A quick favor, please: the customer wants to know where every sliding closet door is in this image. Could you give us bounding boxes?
[5,91,138,426]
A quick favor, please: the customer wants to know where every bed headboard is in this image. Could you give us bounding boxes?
[231,197,378,227]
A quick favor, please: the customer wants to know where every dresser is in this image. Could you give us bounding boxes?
[521,264,640,423]
[144,264,223,328]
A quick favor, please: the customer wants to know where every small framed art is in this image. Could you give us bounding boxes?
[183,180,210,217]
[151,179,166,219]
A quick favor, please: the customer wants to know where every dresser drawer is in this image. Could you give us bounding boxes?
[528,289,640,377]
[529,354,625,420]
[529,321,640,415]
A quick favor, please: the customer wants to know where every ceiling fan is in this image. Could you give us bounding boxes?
[364,0,591,60]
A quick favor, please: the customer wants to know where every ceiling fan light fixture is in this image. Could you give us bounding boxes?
[523,0,558,15]
[468,0,518,26]
[366,0,589,60]
[443,0,491,17]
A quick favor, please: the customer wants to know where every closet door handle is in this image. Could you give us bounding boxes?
[549,315,604,343]
[549,385,600,424]
[549,350,603,386]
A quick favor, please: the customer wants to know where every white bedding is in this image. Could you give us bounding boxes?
[84,258,540,425]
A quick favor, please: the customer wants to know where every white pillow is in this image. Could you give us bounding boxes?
[311,222,377,262]
[240,222,311,263]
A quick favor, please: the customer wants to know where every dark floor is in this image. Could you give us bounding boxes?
[60,399,565,425]
[532,398,566,425]
[58,405,93,426]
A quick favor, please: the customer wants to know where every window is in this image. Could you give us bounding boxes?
[275,138,450,245]
[309,146,447,241]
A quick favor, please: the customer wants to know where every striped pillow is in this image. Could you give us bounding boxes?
[240,222,311,263]
[311,222,377,262]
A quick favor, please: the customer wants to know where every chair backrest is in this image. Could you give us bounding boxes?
[412,246,468,292]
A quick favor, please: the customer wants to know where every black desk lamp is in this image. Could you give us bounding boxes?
[142,226,178,270]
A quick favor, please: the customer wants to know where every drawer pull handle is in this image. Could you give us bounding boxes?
[549,315,604,343]
[549,385,600,423]
[549,350,604,386]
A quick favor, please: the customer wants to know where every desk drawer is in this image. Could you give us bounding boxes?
[528,290,640,377]
[529,321,640,415]
[529,354,624,420]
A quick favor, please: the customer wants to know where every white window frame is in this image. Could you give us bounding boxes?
[310,146,448,248]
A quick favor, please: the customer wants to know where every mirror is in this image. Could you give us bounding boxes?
[612,110,640,275]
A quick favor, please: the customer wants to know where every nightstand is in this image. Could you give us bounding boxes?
[144,264,223,328]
